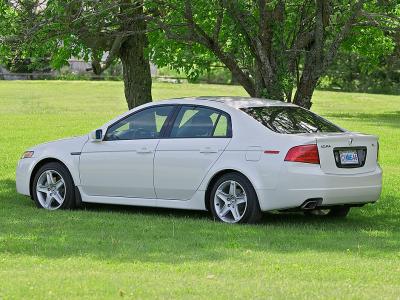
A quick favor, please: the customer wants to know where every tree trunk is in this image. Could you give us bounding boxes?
[258,79,286,100]
[293,42,320,108]
[252,67,285,100]
[119,34,152,110]
[293,70,319,109]
[293,30,323,109]
[119,1,152,110]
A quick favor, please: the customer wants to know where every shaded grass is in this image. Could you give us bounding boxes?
[0,81,399,299]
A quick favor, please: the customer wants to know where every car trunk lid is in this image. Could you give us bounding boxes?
[314,132,378,175]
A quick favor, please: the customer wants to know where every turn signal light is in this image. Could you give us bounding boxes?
[284,144,320,164]
[21,151,34,159]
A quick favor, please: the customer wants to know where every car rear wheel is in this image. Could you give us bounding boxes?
[32,162,76,210]
[304,206,351,218]
[210,173,262,224]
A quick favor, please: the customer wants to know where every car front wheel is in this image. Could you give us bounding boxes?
[32,162,76,210]
[210,173,262,224]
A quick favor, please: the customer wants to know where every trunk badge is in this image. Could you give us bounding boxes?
[348,138,353,146]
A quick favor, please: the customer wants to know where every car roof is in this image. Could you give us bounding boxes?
[155,96,297,109]
[102,96,299,131]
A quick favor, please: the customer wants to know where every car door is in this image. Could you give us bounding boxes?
[154,105,232,200]
[79,105,174,199]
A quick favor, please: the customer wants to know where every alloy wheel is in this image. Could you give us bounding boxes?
[214,180,247,223]
[36,170,66,210]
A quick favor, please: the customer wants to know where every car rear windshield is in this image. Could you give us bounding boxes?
[241,106,343,134]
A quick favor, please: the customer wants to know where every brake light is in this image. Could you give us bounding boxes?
[284,144,320,164]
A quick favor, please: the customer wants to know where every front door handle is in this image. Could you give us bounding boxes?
[200,146,218,154]
[137,147,153,154]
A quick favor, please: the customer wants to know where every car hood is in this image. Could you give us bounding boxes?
[29,135,89,152]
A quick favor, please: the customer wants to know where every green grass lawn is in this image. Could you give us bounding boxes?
[0,81,399,299]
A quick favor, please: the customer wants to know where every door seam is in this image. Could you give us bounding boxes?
[153,139,162,200]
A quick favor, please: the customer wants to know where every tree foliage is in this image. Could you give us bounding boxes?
[1,0,399,109]
[321,31,400,94]
[0,0,152,109]
[148,0,399,108]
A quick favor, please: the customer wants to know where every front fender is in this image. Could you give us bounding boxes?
[17,135,89,196]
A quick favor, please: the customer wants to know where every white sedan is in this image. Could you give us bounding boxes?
[16,97,382,223]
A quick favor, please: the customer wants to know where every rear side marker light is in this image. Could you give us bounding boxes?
[264,150,280,154]
[284,144,320,164]
[377,141,379,162]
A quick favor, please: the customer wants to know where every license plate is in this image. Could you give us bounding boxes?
[339,150,359,164]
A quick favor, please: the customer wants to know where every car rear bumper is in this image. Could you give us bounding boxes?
[256,163,383,211]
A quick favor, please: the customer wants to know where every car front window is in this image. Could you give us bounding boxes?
[105,106,174,140]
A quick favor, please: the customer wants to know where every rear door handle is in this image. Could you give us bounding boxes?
[137,147,153,154]
[200,146,218,154]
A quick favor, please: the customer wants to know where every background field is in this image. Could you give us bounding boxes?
[0,81,399,299]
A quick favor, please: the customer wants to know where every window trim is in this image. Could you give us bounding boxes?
[103,104,178,141]
[104,104,233,141]
[163,104,233,139]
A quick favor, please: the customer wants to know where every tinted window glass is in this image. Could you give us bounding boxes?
[241,106,343,134]
[170,106,230,138]
[105,106,173,140]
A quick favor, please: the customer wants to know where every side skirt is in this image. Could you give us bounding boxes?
[78,187,207,211]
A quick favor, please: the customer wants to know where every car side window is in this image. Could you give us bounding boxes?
[213,114,229,137]
[105,106,174,141]
[170,106,230,138]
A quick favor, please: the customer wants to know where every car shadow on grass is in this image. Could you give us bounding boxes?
[1,178,399,263]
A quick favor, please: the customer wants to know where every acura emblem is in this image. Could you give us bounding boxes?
[348,138,353,146]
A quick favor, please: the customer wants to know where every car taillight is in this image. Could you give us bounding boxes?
[284,144,320,164]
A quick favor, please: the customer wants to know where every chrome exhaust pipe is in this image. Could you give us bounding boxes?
[301,198,323,210]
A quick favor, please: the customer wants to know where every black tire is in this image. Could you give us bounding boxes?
[32,162,76,210]
[304,206,351,218]
[209,172,262,224]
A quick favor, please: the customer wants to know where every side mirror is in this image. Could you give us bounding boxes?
[90,129,103,142]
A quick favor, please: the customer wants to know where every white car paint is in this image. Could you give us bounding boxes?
[16,96,382,212]
[79,138,159,198]
[154,138,230,200]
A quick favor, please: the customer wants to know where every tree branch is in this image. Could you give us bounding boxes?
[212,2,224,41]
[222,0,276,90]
[184,0,256,95]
